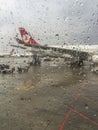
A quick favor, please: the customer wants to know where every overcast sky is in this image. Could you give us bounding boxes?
[0,0,98,52]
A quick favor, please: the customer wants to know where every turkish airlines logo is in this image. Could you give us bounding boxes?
[22,34,30,43]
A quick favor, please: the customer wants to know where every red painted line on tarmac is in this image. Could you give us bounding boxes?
[73,108,98,127]
[59,93,80,130]
[71,87,84,107]
[71,93,81,107]
[59,109,73,130]
[58,84,88,130]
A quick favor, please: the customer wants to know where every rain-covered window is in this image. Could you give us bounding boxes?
[0,0,98,130]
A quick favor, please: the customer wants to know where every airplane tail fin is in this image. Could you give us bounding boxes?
[19,27,39,46]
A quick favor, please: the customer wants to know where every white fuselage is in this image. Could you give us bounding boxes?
[48,44,98,63]
[49,44,98,53]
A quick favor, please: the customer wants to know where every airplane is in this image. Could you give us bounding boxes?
[11,27,98,66]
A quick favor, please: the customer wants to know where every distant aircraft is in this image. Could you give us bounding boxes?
[0,49,15,57]
[11,27,98,65]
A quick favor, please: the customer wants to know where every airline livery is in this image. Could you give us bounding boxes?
[11,27,98,65]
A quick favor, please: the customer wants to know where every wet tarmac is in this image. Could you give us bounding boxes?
[0,57,98,130]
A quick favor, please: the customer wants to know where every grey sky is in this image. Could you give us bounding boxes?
[0,0,98,52]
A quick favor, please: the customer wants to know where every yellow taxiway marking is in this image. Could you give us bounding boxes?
[16,85,35,91]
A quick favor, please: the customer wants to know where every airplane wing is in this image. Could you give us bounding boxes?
[11,44,27,49]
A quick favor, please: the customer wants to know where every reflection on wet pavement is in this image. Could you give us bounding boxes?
[0,57,98,130]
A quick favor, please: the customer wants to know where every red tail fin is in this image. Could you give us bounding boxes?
[19,27,39,46]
